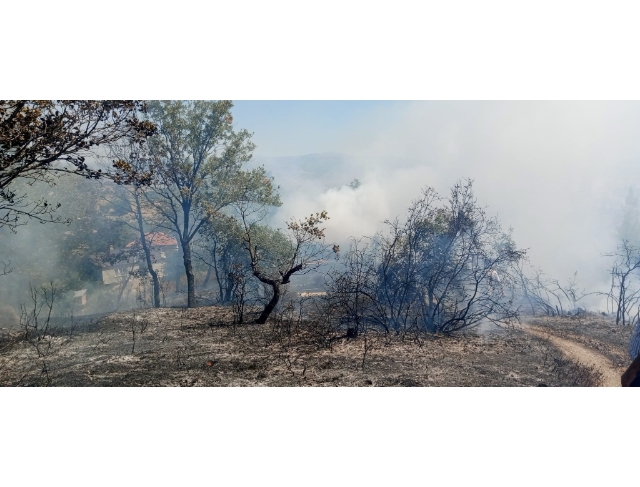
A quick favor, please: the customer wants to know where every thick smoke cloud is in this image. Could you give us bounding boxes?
[254,102,640,305]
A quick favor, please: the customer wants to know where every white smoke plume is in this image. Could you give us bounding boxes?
[252,102,640,306]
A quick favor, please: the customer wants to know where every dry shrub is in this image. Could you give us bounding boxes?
[552,357,605,387]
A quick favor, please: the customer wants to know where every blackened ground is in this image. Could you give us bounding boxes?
[0,307,625,386]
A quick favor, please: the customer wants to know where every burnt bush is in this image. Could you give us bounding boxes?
[325,181,524,335]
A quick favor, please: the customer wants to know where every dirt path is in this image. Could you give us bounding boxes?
[518,323,621,387]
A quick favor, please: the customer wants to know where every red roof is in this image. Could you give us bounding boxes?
[126,232,178,249]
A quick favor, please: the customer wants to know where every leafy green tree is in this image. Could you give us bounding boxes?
[196,214,297,309]
[196,216,246,303]
[145,101,280,308]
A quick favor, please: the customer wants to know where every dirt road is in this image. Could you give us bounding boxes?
[518,323,621,387]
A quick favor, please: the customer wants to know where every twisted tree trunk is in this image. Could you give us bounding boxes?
[256,282,281,324]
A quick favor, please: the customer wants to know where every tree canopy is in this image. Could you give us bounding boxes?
[0,100,156,232]
[144,100,281,307]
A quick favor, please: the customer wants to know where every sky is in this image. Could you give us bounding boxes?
[232,101,410,157]
[231,101,640,305]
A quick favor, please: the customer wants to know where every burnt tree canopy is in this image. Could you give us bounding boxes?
[326,180,525,334]
[377,181,525,333]
[0,100,156,231]
[605,240,640,326]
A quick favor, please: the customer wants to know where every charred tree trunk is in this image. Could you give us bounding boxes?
[251,264,302,324]
[211,243,226,302]
[255,281,281,324]
[134,191,161,308]
[141,239,161,308]
[182,240,196,308]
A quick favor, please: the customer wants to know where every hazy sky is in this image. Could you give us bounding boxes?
[231,101,640,304]
[232,101,410,157]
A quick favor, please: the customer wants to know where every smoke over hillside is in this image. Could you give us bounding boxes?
[251,102,640,306]
[3,101,640,314]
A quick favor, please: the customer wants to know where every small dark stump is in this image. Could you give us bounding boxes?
[346,327,358,339]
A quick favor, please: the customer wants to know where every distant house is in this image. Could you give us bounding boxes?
[298,291,327,298]
[126,232,179,254]
[72,289,87,306]
[101,265,139,285]
[100,232,179,285]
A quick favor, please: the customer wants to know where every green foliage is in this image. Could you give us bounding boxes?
[144,100,281,307]
[199,215,292,302]
[146,100,281,241]
[246,223,297,275]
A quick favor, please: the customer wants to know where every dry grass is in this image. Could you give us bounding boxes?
[0,306,623,387]
[549,357,605,387]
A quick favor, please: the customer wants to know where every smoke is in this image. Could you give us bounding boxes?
[4,101,640,313]
[253,102,640,305]
[0,175,140,315]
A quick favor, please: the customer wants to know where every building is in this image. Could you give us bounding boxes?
[100,232,179,285]
[125,232,179,255]
[72,289,87,306]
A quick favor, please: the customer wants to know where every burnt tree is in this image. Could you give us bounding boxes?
[606,240,640,326]
[238,204,332,324]
[0,100,156,232]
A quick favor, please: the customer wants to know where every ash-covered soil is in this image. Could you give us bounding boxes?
[0,307,628,386]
